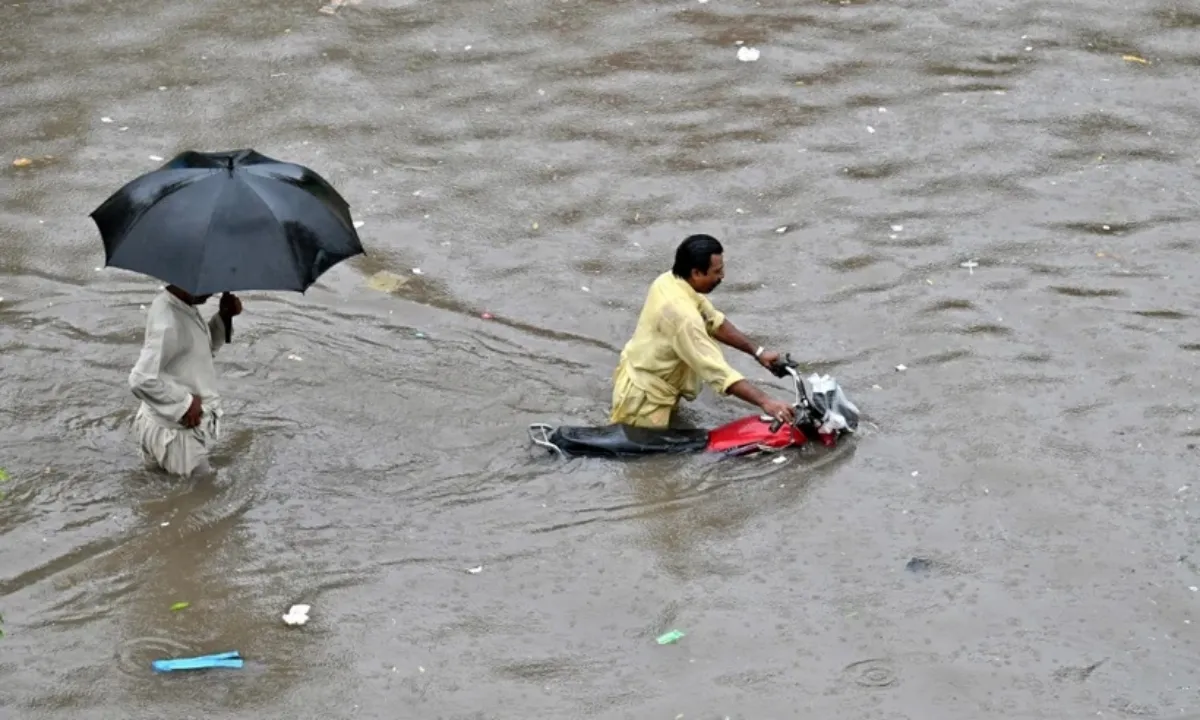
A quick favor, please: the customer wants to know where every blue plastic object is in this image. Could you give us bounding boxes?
[152,650,244,673]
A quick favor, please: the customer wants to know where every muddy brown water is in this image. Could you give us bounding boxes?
[3,0,1200,718]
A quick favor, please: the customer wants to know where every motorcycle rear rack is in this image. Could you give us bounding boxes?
[528,423,566,459]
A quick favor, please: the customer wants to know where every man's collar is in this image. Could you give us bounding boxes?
[667,272,700,300]
[161,287,201,314]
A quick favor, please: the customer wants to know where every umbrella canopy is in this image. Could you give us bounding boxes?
[90,149,366,296]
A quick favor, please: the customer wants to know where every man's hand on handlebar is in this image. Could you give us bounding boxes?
[756,349,782,372]
[764,351,798,379]
[760,398,796,426]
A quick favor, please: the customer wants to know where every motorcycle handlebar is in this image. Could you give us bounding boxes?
[767,353,803,433]
[768,352,799,378]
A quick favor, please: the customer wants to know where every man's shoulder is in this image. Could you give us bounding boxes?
[148,291,174,312]
[649,271,675,289]
[147,290,186,323]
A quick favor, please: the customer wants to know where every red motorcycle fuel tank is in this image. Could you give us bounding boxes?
[705,414,808,453]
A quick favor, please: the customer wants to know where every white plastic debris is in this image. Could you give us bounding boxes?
[148,155,164,162]
[911,471,919,477]
[895,364,907,371]
[353,220,365,229]
[318,0,359,14]
[412,268,423,275]
[736,46,760,62]
[775,226,788,233]
[101,116,113,123]
[890,224,903,232]
[772,456,786,465]
[960,260,979,274]
[467,566,483,574]
[287,354,303,361]
[867,126,876,133]
[283,604,311,626]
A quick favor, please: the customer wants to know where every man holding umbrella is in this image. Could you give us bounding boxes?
[91,149,366,477]
[128,288,243,477]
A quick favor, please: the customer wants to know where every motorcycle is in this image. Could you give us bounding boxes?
[527,355,860,459]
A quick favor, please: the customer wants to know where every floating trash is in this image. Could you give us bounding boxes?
[12,158,32,168]
[906,557,932,573]
[366,270,410,293]
[895,364,907,372]
[169,602,190,612]
[466,566,483,574]
[353,220,365,229]
[153,650,243,673]
[736,46,760,62]
[282,604,310,626]
[656,629,686,645]
[318,0,360,14]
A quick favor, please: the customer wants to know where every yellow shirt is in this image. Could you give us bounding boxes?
[615,271,746,406]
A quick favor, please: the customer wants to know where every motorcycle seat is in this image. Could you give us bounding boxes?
[546,423,710,458]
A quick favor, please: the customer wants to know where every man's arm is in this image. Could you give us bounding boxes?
[712,319,758,357]
[207,313,227,355]
[674,321,796,423]
[725,377,773,407]
[209,293,243,353]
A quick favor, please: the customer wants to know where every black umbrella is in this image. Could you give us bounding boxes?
[90,149,366,297]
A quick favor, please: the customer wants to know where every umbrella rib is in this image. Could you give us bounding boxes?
[192,179,230,295]
[240,174,315,290]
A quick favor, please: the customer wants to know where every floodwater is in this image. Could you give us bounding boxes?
[2,0,1200,717]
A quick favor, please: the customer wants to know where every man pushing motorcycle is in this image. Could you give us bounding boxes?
[610,233,798,430]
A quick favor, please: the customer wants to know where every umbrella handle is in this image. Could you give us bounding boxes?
[221,292,233,343]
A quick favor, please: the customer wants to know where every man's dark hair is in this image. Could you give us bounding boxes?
[671,234,724,279]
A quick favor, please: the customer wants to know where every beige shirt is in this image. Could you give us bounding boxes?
[128,289,227,428]
[615,271,745,405]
